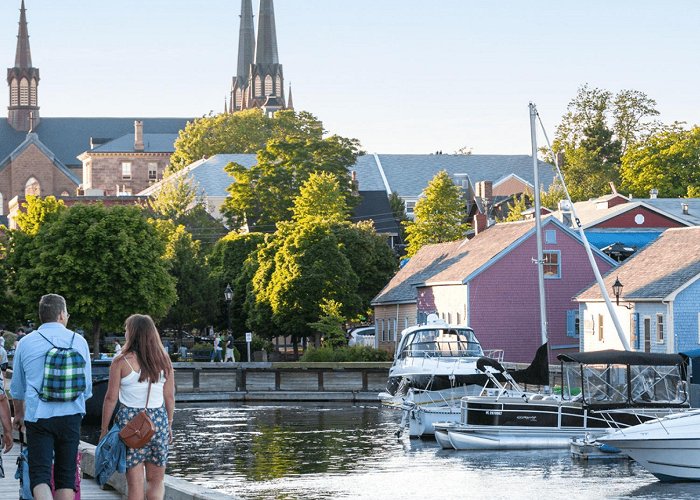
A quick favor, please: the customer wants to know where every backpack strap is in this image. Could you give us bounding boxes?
[37,332,58,349]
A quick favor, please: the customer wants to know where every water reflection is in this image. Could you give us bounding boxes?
[83,402,700,499]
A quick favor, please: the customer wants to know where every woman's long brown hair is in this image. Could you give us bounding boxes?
[121,314,172,383]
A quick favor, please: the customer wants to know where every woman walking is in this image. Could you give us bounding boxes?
[100,314,175,500]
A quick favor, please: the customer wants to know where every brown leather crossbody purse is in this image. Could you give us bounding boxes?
[119,381,156,448]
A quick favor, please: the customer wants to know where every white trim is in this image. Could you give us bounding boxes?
[493,172,533,189]
[583,200,692,230]
[372,153,392,195]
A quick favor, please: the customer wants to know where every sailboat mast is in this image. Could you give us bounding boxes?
[529,103,548,347]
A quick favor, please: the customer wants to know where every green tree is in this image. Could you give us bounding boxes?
[152,220,218,334]
[620,124,700,198]
[502,193,531,222]
[222,133,361,231]
[8,204,176,356]
[291,172,349,224]
[208,231,266,336]
[307,299,347,349]
[403,170,470,257]
[169,109,327,171]
[539,177,567,210]
[148,174,200,220]
[14,195,66,236]
[550,85,659,200]
[388,191,409,244]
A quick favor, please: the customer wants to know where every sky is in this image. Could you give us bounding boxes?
[1,0,699,155]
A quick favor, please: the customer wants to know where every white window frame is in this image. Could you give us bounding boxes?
[121,162,132,180]
[543,250,561,279]
[656,313,664,343]
[148,162,158,180]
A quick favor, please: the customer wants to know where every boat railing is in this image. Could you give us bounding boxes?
[398,340,483,360]
[483,349,505,363]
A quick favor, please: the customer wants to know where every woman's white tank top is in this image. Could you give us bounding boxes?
[119,357,165,408]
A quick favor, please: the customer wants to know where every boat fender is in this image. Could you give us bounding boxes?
[598,444,621,454]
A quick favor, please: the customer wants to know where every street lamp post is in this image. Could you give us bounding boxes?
[224,283,233,335]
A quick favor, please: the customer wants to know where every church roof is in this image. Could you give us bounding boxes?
[89,133,179,153]
[0,118,189,168]
[0,132,80,184]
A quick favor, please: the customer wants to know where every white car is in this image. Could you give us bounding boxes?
[348,327,375,347]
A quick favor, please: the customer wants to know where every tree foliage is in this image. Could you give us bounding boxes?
[403,170,470,257]
[222,132,361,231]
[14,195,66,236]
[169,109,325,171]
[620,124,700,198]
[152,220,218,332]
[291,172,349,224]
[8,204,176,356]
[550,85,659,200]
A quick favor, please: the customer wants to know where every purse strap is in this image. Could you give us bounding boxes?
[144,381,152,409]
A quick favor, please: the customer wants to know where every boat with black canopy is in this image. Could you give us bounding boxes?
[434,350,690,450]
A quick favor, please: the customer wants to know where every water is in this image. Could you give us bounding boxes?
[86,402,700,499]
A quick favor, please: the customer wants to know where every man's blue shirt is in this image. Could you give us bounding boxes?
[11,322,93,422]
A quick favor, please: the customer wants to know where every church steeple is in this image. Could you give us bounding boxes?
[255,0,279,65]
[230,0,256,113]
[7,0,40,132]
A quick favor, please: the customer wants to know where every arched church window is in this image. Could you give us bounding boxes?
[30,79,37,106]
[10,79,19,106]
[60,191,70,197]
[254,76,262,97]
[276,76,282,96]
[25,177,41,196]
[19,78,29,106]
[264,75,273,96]
[235,89,243,109]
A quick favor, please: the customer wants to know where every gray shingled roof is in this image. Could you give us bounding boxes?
[374,154,556,198]
[90,133,179,153]
[577,227,700,301]
[0,118,189,168]
[0,133,80,184]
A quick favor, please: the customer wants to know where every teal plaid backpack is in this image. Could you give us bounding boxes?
[37,332,87,402]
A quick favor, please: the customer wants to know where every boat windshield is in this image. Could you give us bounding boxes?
[561,361,688,407]
[398,328,482,359]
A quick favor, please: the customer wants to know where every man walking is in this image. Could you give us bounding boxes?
[224,331,235,362]
[11,294,92,500]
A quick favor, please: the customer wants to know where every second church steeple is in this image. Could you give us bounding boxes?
[7,0,40,131]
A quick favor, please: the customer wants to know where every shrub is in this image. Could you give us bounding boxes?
[192,342,214,353]
[300,345,391,362]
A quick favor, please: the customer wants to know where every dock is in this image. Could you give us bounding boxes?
[0,440,120,499]
[0,435,236,500]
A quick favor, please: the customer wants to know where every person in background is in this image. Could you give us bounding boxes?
[210,334,222,362]
[0,364,13,455]
[100,314,175,500]
[224,331,235,362]
[0,337,8,374]
[12,294,92,500]
[114,340,122,356]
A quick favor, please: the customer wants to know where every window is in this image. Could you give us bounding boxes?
[545,230,557,244]
[30,79,37,106]
[643,317,651,353]
[0,191,3,215]
[148,162,158,180]
[10,79,18,106]
[656,314,664,343]
[276,76,282,95]
[597,314,604,341]
[60,191,69,197]
[25,177,41,196]
[264,75,273,96]
[456,312,461,325]
[19,78,29,106]
[254,76,262,97]
[566,309,580,338]
[543,250,561,279]
[235,89,243,109]
[121,162,132,180]
[405,201,416,215]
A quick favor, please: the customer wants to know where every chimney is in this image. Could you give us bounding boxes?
[649,188,658,199]
[682,203,689,215]
[351,170,359,195]
[134,120,144,152]
[473,213,488,235]
[476,180,493,201]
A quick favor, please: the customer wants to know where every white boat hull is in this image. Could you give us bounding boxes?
[446,426,605,450]
[405,405,460,437]
[601,410,700,482]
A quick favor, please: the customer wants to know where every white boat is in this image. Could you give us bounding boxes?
[599,409,700,481]
[435,350,691,450]
[400,343,550,437]
[378,314,488,411]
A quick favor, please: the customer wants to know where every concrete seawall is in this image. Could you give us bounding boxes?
[173,362,392,403]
